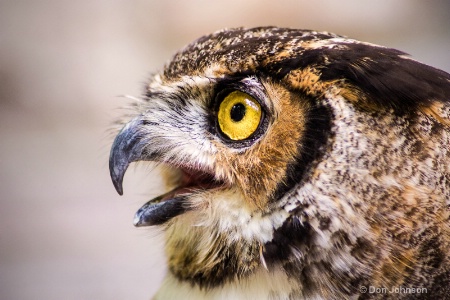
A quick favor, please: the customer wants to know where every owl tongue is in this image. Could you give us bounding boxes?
[133,168,223,227]
[179,168,220,191]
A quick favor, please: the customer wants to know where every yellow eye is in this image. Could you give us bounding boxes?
[217,91,262,140]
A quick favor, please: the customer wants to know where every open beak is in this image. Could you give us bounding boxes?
[109,116,223,226]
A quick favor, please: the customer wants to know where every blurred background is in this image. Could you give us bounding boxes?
[0,0,449,299]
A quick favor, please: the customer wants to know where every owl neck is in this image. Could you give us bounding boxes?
[153,267,302,300]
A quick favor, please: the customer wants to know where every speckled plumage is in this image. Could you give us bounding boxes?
[109,27,450,299]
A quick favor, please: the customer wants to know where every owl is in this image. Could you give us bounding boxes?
[109,27,450,299]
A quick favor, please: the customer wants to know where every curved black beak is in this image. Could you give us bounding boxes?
[109,118,149,195]
[109,117,190,226]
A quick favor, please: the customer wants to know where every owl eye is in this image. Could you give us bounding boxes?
[217,91,262,141]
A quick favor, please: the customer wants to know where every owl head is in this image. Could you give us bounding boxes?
[109,27,450,298]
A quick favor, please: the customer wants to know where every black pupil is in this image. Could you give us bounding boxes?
[230,103,246,122]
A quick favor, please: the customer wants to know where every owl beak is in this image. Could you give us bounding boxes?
[133,190,187,226]
[109,118,150,195]
[110,116,224,227]
[109,118,187,226]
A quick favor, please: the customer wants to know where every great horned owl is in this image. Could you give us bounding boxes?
[109,27,450,299]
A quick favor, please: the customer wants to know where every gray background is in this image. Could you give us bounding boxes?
[1,1,449,299]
